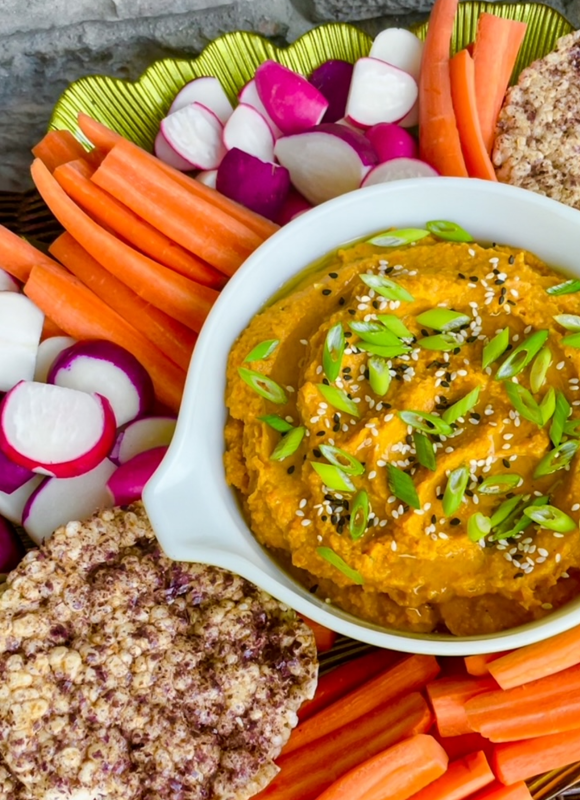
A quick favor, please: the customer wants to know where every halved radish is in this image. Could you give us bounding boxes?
[254,60,329,135]
[0,293,44,392]
[48,340,154,427]
[361,157,439,186]
[154,129,195,171]
[0,268,20,292]
[107,446,167,506]
[216,148,290,222]
[34,335,76,383]
[223,104,275,162]
[0,515,25,572]
[366,123,418,162]
[22,458,116,544]
[196,169,218,188]
[310,60,354,123]
[369,29,424,81]
[169,76,234,123]
[277,189,313,225]
[0,382,116,478]
[110,416,177,465]
[346,57,418,127]
[238,79,283,138]
[0,476,42,525]
[161,103,226,170]
[399,102,419,129]
[274,123,377,205]
[0,449,35,494]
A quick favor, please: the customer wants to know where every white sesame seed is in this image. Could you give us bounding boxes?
[368,471,377,480]
[557,361,565,370]
[556,553,562,562]
[296,510,304,517]
[553,532,565,538]
[391,540,397,551]
[536,557,546,564]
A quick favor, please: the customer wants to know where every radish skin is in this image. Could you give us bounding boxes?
[346,57,418,128]
[169,76,234,123]
[161,102,226,170]
[222,104,275,162]
[277,189,313,225]
[111,416,177,465]
[0,449,35,495]
[254,60,329,135]
[216,148,290,222]
[107,446,167,505]
[238,79,283,138]
[310,60,354,123]
[361,157,439,186]
[154,129,195,171]
[366,123,418,162]
[0,293,44,392]
[0,515,26,573]
[34,336,76,383]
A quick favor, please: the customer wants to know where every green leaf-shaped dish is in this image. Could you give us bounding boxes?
[48,3,573,153]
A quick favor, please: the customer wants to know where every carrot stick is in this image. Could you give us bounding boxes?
[427,677,497,737]
[31,129,99,173]
[465,654,506,677]
[472,14,527,154]
[0,223,62,282]
[469,781,532,800]
[54,160,226,290]
[77,113,279,241]
[434,732,493,762]
[24,265,185,412]
[31,158,217,332]
[418,0,468,177]
[49,232,196,372]
[407,751,494,800]
[491,728,580,785]
[449,49,498,181]
[299,648,402,721]
[283,654,440,755]
[41,316,67,340]
[298,615,337,653]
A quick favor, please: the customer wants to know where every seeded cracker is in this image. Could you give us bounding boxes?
[0,503,317,800]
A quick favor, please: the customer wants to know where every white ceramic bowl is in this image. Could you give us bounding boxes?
[144,177,580,656]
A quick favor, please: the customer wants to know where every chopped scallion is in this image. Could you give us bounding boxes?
[530,347,552,394]
[377,315,414,338]
[244,339,279,362]
[367,228,429,247]
[317,547,364,584]
[238,367,288,404]
[495,330,549,380]
[270,426,305,461]
[360,273,415,302]
[554,314,580,331]
[549,391,570,447]
[442,386,481,424]
[540,387,556,426]
[478,473,523,494]
[317,383,360,417]
[546,279,580,296]
[356,342,411,358]
[523,504,576,533]
[399,410,453,436]
[415,308,471,331]
[387,464,421,510]
[467,513,492,542]
[413,432,437,471]
[490,495,523,528]
[349,323,402,347]
[319,444,365,476]
[368,356,391,396]
[533,440,579,478]
[482,328,510,370]
[350,490,370,540]
[504,382,543,426]
[322,322,345,383]
[310,462,355,492]
[418,333,462,352]
[258,414,294,433]
[426,220,474,242]
[442,466,469,517]
[561,332,580,349]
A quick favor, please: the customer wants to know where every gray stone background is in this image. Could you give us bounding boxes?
[1,0,577,191]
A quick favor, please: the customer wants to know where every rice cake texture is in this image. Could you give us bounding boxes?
[0,503,317,800]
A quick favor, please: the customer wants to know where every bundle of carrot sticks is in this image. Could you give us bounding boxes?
[0,116,279,412]
[268,620,580,800]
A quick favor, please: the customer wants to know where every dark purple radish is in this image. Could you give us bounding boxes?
[0,476,42,525]
[254,60,329,135]
[310,60,354,123]
[107,447,167,506]
[238,79,282,138]
[196,170,217,189]
[0,515,26,572]
[0,293,44,393]
[111,416,176,465]
[48,340,154,427]
[0,382,117,479]
[22,458,116,544]
[369,29,424,81]
[223,104,275,162]
[345,57,418,128]
[277,189,313,225]
[366,123,418,163]
[361,157,439,187]
[161,103,226,170]
[34,335,76,383]
[217,149,290,222]
[154,129,195,171]
[0,449,35,494]
[169,76,234,123]
[0,268,20,292]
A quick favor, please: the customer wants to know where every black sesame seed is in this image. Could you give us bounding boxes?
[384,403,392,409]
[322,289,332,296]
[477,475,484,484]
[395,374,403,381]
[450,518,461,526]
[470,412,481,420]
[505,343,513,351]
[441,380,450,388]
[508,255,515,265]
[344,331,353,338]
[322,378,330,385]
[469,276,479,282]
[329,272,338,278]
[498,296,506,305]
[466,335,477,343]
[339,297,346,306]
[494,278,505,285]
[324,494,334,501]
[348,308,356,315]
[385,266,394,274]
[342,367,351,374]
[453,347,461,355]
[465,489,474,497]
[514,571,524,578]
[287,466,295,474]
[333,424,340,432]
[309,584,319,593]
[405,435,413,445]
[321,515,327,522]
[502,458,511,468]
[343,375,353,381]
[364,369,370,380]
[316,431,326,437]
[331,514,339,525]
[372,300,380,309]
[500,287,507,296]
[506,492,515,499]
[493,268,500,275]
[313,449,322,458]
[445,372,452,381]
[421,329,430,336]
[458,273,466,279]
[431,514,437,524]
[437,493,444,500]
[507,300,516,306]
[333,413,340,422]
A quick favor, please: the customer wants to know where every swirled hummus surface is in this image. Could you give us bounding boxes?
[225,237,580,636]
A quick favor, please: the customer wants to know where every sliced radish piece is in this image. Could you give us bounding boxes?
[110,416,177,465]
[217,148,290,222]
[223,103,275,162]
[361,157,439,187]
[366,123,418,163]
[399,102,419,129]
[277,189,313,225]
[274,123,377,205]
[154,129,195,171]
[22,458,116,544]
[0,268,20,292]
[254,60,329,135]
[238,79,283,138]
[310,60,354,123]
[0,449,35,494]
[0,382,116,478]
[107,446,167,506]
[161,103,226,171]
[169,76,234,123]
[0,476,42,525]
[34,335,76,383]
[0,515,25,572]
[369,29,424,81]
[345,57,418,128]
[196,169,218,189]
[0,293,44,393]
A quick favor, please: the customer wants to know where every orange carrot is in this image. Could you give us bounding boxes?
[299,648,402,721]
[472,14,527,153]
[24,265,185,412]
[31,129,99,173]
[407,751,494,800]
[434,732,493,762]
[54,160,226,290]
[284,654,440,755]
[427,677,497,737]
[31,158,217,332]
[469,781,532,800]
[418,0,468,176]
[0,223,62,282]
[298,615,337,653]
[492,728,580,785]
[41,316,66,340]
[49,232,197,372]
[449,49,498,181]
[465,654,506,677]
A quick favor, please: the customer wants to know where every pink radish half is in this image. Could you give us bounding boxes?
[0,449,35,494]
[223,104,275,162]
[22,458,116,544]
[154,129,195,171]
[361,157,439,187]
[216,148,290,222]
[277,189,313,225]
[345,57,418,127]
[34,335,76,383]
[161,103,226,170]
[0,293,44,393]
[369,29,424,81]
[110,416,177,465]
[169,76,234,123]
[398,103,419,129]
[309,60,354,124]
[238,79,283,138]
[0,269,20,292]
[0,515,25,572]
[0,476,42,525]
[0,382,116,478]
[254,60,329,135]
[274,123,378,205]
[107,446,167,506]
[366,123,418,163]
[196,170,218,189]
[48,340,154,427]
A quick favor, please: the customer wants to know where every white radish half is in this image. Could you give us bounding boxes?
[154,129,195,171]
[254,60,329,135]
[366,123,418,163]
[361,157,439,187]
[22,458,116,544]
[369,29,424,81]
[0,293,44,393]
[0,269,19,292]
[274,123,378,205]
[34,336,76,383]
[161,103,226,170]
[0,514,25,572]
[107,447,167,506]
[110,416,177,465]
[196,169,218,188]
[0,448,35,494]
[238,79,283,138]
[217,149,290,222]
[309,60,354,123]
[222,104,275,162]
[0,382,116,478]
[169,76,234,123]
[0,476,42,525]
[399,102,419,129]
[346,58,418,128]
[48,340,154,427]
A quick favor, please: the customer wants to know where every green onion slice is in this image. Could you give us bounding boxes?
[377,315,414,338]
[317,547,364,584]
[554,314,580,331]
[270,426,305,461]
[442,466,470,517]
[323,322,345,383]
[530,347,552,394]
[540,387,556,426]
[416,308,471,332]
[478,473,523,494]
[495,330,549,380]
[399,410,453,436]
[413,432,437,471]
[356,342,411,358]
[468,513,492,542]
[244,339,279,362]
[350,489,370,540]
[258,414,294,433]
[367,228,430,247]
[319,444,365,476]
[442,386,481,424]
[546,279,580,296]
[549,391,570,447]
[504,382,543,426]
[360,274,415,302]
[368,356,391,397]
[561,332,580,349]
[426,220,474,242]
[523,504,576,533]
[533,440,579,478]
[564,419,580,438]
[497,494,550,540]
[482,328,510,370]
[387,464,421,510]
[238,367,288,404]
[349,323,402,347]
[490,495,523,528]
[317,383,360,417]
[310,462,356,492]
[418,333,462,352]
